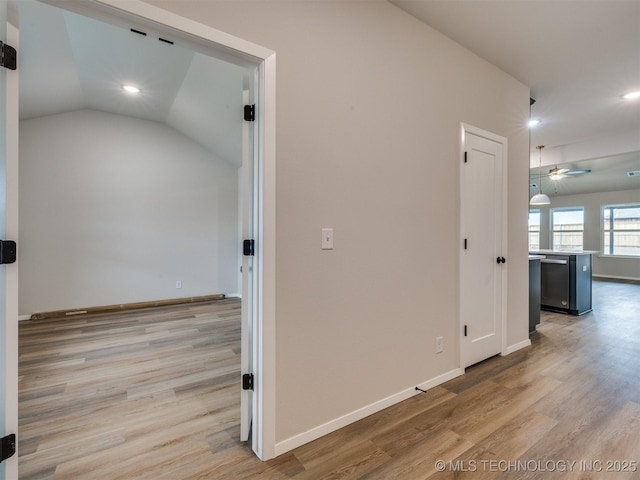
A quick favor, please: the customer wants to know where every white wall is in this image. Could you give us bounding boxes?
[19,109,239,315]
[148,0,532,451]
[535,189,640,280]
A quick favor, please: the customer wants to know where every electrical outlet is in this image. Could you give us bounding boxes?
[436,336,444,353]
[176,280,182,289]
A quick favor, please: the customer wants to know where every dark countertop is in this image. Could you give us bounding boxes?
[529,249,599,256]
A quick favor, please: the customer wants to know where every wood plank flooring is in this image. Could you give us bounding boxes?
[19,280,640,479]
[19,298,243,480]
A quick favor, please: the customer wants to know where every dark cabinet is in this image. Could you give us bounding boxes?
[529,258,541,334]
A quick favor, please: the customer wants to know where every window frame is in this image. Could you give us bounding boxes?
[550,206,585,251]
[601,203,640,258]
[528,209,541,251]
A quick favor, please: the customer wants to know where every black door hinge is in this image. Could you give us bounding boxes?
[0,240,17,264]
[464,238,468,250]
[244,104,255,122]
[242,373,254,391]
[0,434,16,463]
[243,239,255,256]
[0,42,17,71]
[464,325,468,337]
[463,152,468,163]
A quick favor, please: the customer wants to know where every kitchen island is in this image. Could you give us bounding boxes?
[529,250,598,315]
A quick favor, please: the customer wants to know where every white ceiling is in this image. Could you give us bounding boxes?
[530,151,640,197]
[18,0,640,193]
[392,0,640,197]
[19,0,246,167]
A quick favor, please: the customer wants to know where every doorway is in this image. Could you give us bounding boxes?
[2,1,276,474]
[460,123,508,369]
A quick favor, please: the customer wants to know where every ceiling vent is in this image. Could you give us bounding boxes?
[627,171,640,177]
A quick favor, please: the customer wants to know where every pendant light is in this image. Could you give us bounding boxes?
[530,145,550,205]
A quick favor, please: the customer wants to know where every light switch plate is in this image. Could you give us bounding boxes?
[321,228,334,250]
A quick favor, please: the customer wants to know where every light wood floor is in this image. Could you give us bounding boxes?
[19,280,640,479]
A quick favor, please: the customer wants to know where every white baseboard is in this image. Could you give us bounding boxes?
[274,367,463,457]
[18,314,32,321]
[593,274,640,282]
[502,339,531,356]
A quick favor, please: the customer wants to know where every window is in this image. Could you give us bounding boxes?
[528,209,540,250]
[552,207,584,251]
[603,204,640,257]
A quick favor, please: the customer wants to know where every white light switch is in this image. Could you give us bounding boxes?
[321,228,334,250]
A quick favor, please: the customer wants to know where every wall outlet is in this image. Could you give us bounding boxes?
[175,280,182,289]
[436,336,444,353]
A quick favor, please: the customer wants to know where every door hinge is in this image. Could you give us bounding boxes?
[463,151,468,163]
[0,434,16,463]
[243,239,255,256]
[464,238,468,250]
[244,104,255,122]
[242,373,254,391]
[464,325,468,337]
[0,42,17,71]
[0,240,17,264]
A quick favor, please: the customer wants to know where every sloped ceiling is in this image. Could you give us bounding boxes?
[19,0,246,167]
[19,0,640,194]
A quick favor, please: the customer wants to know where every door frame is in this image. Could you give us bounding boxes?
[2,5,19,479]
[240,88,256,443]
[8,0,278,461]
[459,122,508,369]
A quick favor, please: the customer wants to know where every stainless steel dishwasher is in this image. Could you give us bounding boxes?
[540,255,570,310]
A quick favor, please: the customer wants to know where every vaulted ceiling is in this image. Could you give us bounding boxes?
[19,0,640,194]
[19,0,246,167]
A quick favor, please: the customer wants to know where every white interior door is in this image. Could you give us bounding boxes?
[0,3,19,478]
[460,126,507,369]
[240,87,256,442]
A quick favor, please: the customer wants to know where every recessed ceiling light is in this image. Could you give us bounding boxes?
[622,91,640,100]
[122,85,141,94]
[528,119,540,128]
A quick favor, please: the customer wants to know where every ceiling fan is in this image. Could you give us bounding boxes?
[545,165,592,180]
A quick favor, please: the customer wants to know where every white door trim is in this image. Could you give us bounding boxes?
[459,123,508,369]
[2,7,20,479]
[18,0,278,461]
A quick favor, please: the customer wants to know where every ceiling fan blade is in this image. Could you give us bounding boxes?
[564,169,592,175]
